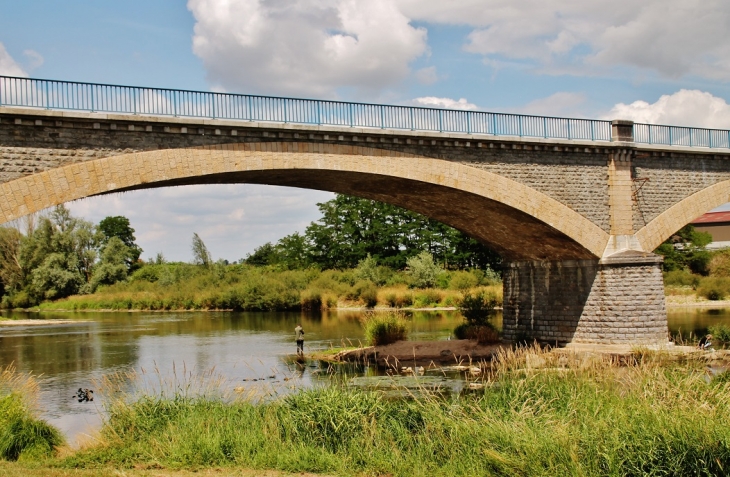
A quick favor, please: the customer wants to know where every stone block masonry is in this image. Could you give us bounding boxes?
[503,252,668,345]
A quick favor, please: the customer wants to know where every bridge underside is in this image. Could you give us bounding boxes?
[113,169,597,262]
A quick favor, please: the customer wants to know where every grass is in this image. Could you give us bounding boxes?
[361,311,409,346]
[0,366,64,462]
[46,346,730,476]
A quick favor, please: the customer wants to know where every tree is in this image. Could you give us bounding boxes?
[406,251,443,288]
[305,194,502,271]
[98,216,142,266]
[87,237,130,292]
[655,224,713,274]
[191,233,212,267]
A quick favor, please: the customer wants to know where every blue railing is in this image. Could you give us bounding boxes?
[0,75,612,141]
[634,123,730,149]
[3,75,730,149]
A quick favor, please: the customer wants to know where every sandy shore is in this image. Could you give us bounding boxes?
[0,319,80,326]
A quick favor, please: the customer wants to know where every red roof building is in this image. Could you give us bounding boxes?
[691,211,730,247]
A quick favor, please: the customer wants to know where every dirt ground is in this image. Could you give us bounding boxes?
[332,339,509,367]
[0,462,330,477]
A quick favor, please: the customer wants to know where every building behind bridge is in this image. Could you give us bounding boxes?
[692,211,730,250]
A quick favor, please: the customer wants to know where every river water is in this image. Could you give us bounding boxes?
[0,307,728,443]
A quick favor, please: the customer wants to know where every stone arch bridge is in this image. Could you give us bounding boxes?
[3,103,730,346]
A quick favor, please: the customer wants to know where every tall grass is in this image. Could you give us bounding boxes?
[62,346,730,476]
[361,311,409,346]
[0,366,64,461]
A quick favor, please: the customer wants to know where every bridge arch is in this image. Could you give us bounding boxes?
[636,180,730,252]
[0,142,609,261]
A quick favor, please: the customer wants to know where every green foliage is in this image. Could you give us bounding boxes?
[709,324,730,343]
[406,251,443,288]
[663,269,701,287]
[709,249,730,277]
[449,270,479,290]
[97,216,142,266]
[696,277,730,300]
[655,224,713,274]
[361,311,408,346]
[191,233,212,267]
[459,289,499,326]
[453,323,500,344]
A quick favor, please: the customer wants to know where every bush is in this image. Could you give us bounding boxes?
[300,289,322,311]
[358,284,378,308]
[449,271,479,291]
[697,277,730,301]
[361,311,408,346]
[709,250,730,277]
[406,251,443,289]
[459,289,499,326]
[413,289,442,307]
[664,269,700,287]
[709,324,730,344]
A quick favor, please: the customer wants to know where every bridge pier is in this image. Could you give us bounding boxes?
[502,251,668,345]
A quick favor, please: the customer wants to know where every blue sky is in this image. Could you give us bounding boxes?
[2,0,730,261]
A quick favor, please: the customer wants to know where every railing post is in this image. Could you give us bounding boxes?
[543,117,547,138]
[211,94,216,119]
[648,125,652,144]
[317,101,322,125]
[247,96,253,121]
[438,109,443,132]
[349,103,354,127]
[518,115,523,137]
[567,119,572,139]
[709,130,713,149]
[283,98,288,123]
[44,81,50,109]
[467,111,472,134]
[133,89,137,115]
[611,119,634,142]
[590,120,595,141]
[689,128,693,147]
[410,107,414,131]
[381,105,385,129]
[173,91,178,117]
[493,113,497,136]
[90,84,96,113]
[669,127,673,146]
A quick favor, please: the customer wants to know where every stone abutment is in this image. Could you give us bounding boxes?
[502,252,668,345]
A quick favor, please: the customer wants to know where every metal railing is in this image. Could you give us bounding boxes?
[634,123,730,149]
[0,75,612,141]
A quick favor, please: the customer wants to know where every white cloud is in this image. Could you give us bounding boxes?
[0,43,27,76]
[511,92,588,117]
[411,96,477,110]
[67,184,334,262]
[414,66,438,85]
[187,0,428,97]
[395,0,730,80]
[606,90,730,128]
[22,49,44,70]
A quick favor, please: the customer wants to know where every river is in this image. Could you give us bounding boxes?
[0,307,728,443]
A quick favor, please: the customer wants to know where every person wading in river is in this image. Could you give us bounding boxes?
[295,324,304,356]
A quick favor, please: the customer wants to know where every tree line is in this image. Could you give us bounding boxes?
[244,194,502,271]
[0,206,142,308]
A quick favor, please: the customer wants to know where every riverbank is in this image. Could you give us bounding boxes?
[3,345,729,476]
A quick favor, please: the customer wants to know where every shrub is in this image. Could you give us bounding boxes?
[361,311,409,346]
[413,289,442,307]
[358,284,378,308]
[664,269,700,287]
[459,289,499,326]
[354,254,383,285]
[300,289,322,311]
[406,251,443,289]
[710,249,730,277]
[384,292,397,308]
[697,277,730,301]
[449,271,479,291]
[709,324,730,344]
[395,292,413,308]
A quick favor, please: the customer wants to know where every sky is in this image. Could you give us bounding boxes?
[2,0,730,262]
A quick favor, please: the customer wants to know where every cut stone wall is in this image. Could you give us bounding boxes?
[502,252,668,345]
